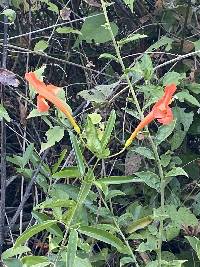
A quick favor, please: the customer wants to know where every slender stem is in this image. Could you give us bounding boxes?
[0,0,9,256]
[100,1,165,265]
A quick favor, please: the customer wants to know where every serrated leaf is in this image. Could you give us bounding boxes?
[166,167,188,177]
[14,220,56,247]
[139,54,153,80]
[52,148,67,173]
[34,199,76,210]
[2,246,31,260]
[127,216,153,233]
[34,40,48,52]
[21,256,49,267]
[155,120,176,145]
[69,132,85,176]
[78,82,119,103]
[170,107,193,150]
[75,13,118,45]
[101,110,116,149]
[99,53,118,62]
[162,71,186,86]
[41,126,64,152]
[22,143,34,168]
[52,167,81,179]
[0,104,11,122]
[85,116,103,155]
[105,190,126,200]
[147,36,173,52]
[67,230,78,267]
[27,109,48,118]
[185,236,200,260]
[176,90,200,107]
[32,211,63,237]
[78,226,129,254]
[132,146,155,160]
[77,168,95,204]
[56,26,81,35]
[47,2,59,13]
[118,33,147,47]
[135,171,160,191]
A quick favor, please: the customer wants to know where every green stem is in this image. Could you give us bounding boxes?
[100,1,165,265]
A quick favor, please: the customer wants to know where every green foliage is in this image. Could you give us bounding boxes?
[34,40,48,52]
[0,104,11,122]
[41,126,64,152]
[75,13,118,45]
[2,8,16,22]
[4,1,200,266]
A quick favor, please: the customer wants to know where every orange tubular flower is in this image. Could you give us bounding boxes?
[125,84,177,148]
[25,72,80,134]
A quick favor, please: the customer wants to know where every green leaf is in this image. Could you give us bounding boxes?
[155,120,176,145]
[69,132,85,176]
[2,246,31,260]
[41,126,64,152]
[67,230,78,267]
[27,109,48,118]
[56,27,81,35]
[97,175,142,185]
[21,256,49,267]
[22,143,34,168]
[98,172,160,190]
[131,146,155,160]
[185,236,200,260]
[47,2,59,13]
[139,54,153,80]
[170,107,193,150]
[32,211,63,238]
[135,171,160,191]
[75,13,118,45]
[101,110,116,149]
[176,90,200,107]
[147,36,173,52]
[78,226,129,254]
[34,40,48,52]
[105,190,126,200]
[2,8,16,22]
[118,33,147,47]
[78,82,119,103]
[99,53,118,62]
[52,148,67,173]
[14,220,56,247]
[162,71,186,86]
[127,216,153,233]
[166,167,188,177]
[194,40,200,52]
[34,199,75,209]
[120,256,136,267]
[85,116,103,155]
[77,168,95,205]
[122,0,135,12]
[52,167,81,179]
[0,104,11,122]
[88,112,102,124]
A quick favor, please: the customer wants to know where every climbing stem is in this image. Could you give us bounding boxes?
[100,1,165,265]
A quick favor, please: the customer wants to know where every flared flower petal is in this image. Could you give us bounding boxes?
[125,84,176,147]
[25,72,80,133]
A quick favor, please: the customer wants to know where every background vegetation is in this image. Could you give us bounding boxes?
[1,0,200,266]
